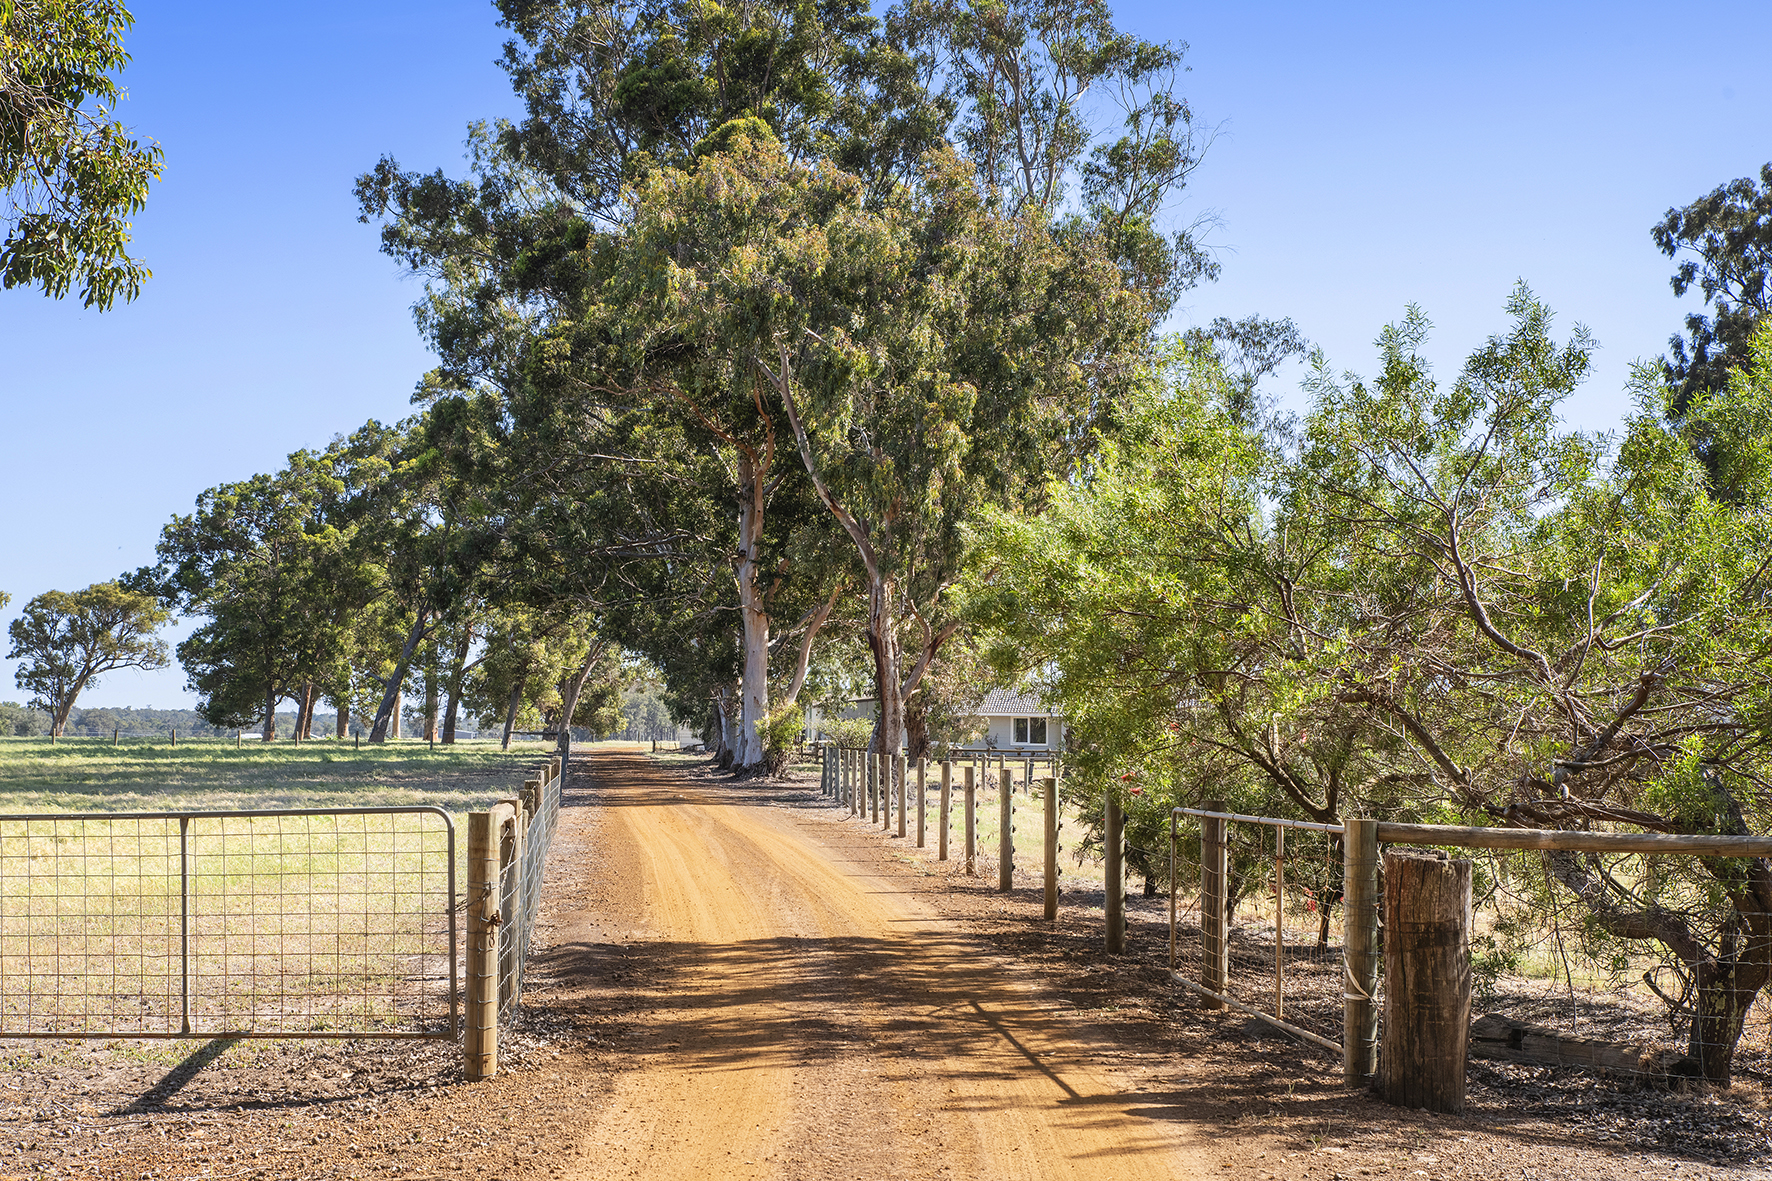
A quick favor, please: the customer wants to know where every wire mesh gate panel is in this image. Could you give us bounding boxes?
[0,807,456,1039]
[1169,807,1353,1052]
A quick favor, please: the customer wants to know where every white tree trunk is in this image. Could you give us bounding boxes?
[868,575,904,757]
[734,450,770,769]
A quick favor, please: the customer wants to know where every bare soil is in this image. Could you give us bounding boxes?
[5,747,1771,1179]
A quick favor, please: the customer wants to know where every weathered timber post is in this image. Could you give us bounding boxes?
[963,765,977,876]
[938,761,951,861]
[1200,798,1229,1006]
[1343,817,1381,1083]
[1105,793,1125,952]
[466,802,516,1081]
[870,752,880,824]
[846,749,857,815]
[998,768,1014,892]
[915,758,926,847]
[1042,776,1059,920]
[896,753,908,838]
[1379,847,1472,1114]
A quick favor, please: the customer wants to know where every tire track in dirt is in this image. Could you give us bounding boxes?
[554,750,1207,1181]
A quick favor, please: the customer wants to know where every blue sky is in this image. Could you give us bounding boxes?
[1,1,1768,709]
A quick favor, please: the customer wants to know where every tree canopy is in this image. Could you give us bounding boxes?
[6,580,169,737]
[1654,162,1772,422]
[0,0,160,308]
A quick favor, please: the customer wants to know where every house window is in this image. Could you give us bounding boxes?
[1013,717,1028,743]
[1029,717,1047,744]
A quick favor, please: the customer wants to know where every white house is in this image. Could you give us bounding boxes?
[969,689,1063,752]
[806,689,1062,752]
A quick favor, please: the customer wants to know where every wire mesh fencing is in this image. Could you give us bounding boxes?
[1376,825,1772,1088]
[465,757,564,1078]
[1167,807,1353,1055]
[0,807,456,1039]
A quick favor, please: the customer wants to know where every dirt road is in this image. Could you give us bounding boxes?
[548,749,1208,1181]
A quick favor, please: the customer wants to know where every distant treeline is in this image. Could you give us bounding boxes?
[2,704,317,739]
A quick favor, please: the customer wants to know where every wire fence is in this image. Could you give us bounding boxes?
[465,756,565,1077]
[0,807,456,1039]
[1168,808,1352,1055]
[1160,807,1772,1096]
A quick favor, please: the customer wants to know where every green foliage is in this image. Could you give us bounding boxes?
[1653,162,1771,421]
[969,288,1772,1080]
[0,701,48,737]
[760,702,803,775]
[0,0,162,308]
[6,581,169,737]
[818,717,875,749]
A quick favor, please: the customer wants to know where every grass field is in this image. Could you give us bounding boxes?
[0,733,564,814]
[0,736,566,1038]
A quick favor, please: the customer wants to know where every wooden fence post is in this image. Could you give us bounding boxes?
[1380,847,1472,1114]
[1105,793,1125,952]
[998,768,1014,892]
[963,765,977,876]
[915,758,926,847]
[1042,776,1058,920]
[896,753,908,838]
[869,752,879,824]
[465,803,515,1081]
[1343,817,1381,1083]
[1200,798,1228,1006]
[938,761,951,861]
[846,749,856,815]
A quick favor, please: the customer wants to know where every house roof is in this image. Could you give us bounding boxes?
[977,689,1058,717]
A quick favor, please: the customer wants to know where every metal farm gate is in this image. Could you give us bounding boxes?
[0,806,457,1040]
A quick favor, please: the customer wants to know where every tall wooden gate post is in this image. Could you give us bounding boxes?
[998,769,1014,892]
[466,802,516,1081]
[1199,798,1229,1006]
[1342,817,1381,1083]
[1105,793,1125,952]
[1042,777,1058,920]
[1379,848,1472,1114]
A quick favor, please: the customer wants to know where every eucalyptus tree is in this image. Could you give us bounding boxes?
[0,0,161,307]
[356,0,939,772]
[6,581,169,737]
[1654,163,1772,420]
[153,445,372,741]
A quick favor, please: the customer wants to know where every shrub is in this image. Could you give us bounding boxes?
[817,717,875,750]
[761,704,804,776]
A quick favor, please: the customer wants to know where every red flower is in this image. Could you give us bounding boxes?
[1129,787,1144,797]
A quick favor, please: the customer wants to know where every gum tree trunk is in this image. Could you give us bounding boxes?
[500,675,526,751]
[733,449,770,771]
[369,611,430,743]
[423,643,440,742]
